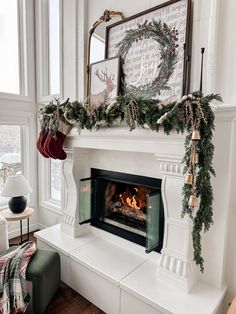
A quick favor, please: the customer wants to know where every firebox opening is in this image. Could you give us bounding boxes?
[79,169,164,253]
[99,179,154,236]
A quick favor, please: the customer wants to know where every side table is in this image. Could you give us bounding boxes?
[1,207,34,245]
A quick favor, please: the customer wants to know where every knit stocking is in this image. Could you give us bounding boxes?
[36,129,50,158]
[43,121,72,160]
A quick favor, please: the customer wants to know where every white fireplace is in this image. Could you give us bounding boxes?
[35,103,236,314]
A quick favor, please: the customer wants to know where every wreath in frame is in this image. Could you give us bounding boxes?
[116,20,179,98]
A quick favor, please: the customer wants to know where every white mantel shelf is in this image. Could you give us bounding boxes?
[65,126,186,158]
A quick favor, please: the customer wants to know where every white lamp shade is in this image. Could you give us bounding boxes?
[1,174,32,197]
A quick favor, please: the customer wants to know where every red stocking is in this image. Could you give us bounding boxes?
[36,129,50,158]
[43,132,57,159]
[43,121,72,160]
[45,131,67,160]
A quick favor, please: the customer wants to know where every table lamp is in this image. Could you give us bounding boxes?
[1,174,32,214]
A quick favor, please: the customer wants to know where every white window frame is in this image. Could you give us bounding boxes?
[36,0,64,214]
[0,115,34,211]
[38,154,63,214]
[0,0,35,101]
[35,0,63,102]
[0,0,36,214]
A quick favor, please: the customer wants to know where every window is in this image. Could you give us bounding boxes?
[0,1,34,211]
[36,0,62,211]
[36,0,61,99]
[0,125,22,206]
[50,159,61,202]
[0,1,20,94]
[49,0,60,95]
[38,157,62,211]
[0,0,34,97]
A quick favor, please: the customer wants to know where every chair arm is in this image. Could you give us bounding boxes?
[0,215,9,252]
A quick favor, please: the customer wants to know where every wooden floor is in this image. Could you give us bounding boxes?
[9,232,105,314]
[44,281,104,314]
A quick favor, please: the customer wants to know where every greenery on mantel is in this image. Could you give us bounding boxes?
[39,91,222,271]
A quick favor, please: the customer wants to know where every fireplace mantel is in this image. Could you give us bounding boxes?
[36,104,236,314]
[65,125,185,158]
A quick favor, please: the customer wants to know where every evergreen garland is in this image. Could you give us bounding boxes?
[182,92,221,271]
[39,92,221,271]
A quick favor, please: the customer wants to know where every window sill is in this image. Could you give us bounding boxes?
[39,200,62,215]
[0,205,9,212]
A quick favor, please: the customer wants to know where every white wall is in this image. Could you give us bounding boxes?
[216,0,236,104]
[224,118,236,305]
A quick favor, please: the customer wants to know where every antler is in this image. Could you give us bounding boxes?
[101,68,110,81]
[94,68,115,83]
[109,74,115,81]
[94,68,108,82]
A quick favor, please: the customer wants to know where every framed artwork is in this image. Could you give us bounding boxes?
[89,57,120,108]
[105,0,191,100]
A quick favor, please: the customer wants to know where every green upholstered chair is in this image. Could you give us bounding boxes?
[26,249,61,313]
[0,215,61,314]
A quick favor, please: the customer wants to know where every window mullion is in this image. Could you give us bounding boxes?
[42,0,50,97]
[18,0,25,96]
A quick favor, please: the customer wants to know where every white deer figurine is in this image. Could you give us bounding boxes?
[90,68,116,109]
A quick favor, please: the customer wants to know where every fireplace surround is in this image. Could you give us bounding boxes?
[35,103,236,314]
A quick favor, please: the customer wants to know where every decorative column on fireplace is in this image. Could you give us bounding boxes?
[61,147,90,237]
[155,154,198,292]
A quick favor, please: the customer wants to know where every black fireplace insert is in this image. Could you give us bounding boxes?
[79,168,164,253]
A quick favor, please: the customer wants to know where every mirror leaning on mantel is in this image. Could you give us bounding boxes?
[87,10,124,97]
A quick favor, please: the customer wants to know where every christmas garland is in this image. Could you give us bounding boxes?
[116,20,179,98]
[39,91,221,271]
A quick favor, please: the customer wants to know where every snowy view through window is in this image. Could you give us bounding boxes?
[0,125,22,206]
[51,159,61,202]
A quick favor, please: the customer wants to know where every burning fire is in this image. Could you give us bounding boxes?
[126,196,139,209]
[118,186,147,210]
[105,183,153,222]
[107,185,153,222]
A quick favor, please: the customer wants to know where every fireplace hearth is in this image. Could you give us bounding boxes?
[79,168,164,253]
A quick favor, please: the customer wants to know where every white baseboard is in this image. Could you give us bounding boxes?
[38,223,47,230]
[8,223,40,239]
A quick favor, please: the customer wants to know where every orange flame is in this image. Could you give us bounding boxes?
[126,196,140,210]
[116,186,152,211]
